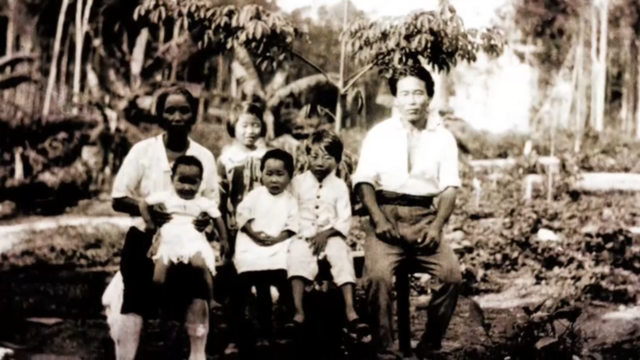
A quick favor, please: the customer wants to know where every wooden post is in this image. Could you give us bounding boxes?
[395,265,412,357]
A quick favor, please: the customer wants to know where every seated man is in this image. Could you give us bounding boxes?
[353,66,463,360]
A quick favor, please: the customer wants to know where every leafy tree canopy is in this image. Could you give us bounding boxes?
[134,0,305,71]
[343,2,505,77]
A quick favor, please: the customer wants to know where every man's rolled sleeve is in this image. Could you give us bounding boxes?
[111,143,144,199]
[438,130,462,191]
[351,132,378,189]
[333,182,352,237]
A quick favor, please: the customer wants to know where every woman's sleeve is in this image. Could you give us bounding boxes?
[111,143,144,199]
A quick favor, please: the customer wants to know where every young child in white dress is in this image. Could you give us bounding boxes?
[229,148,298,349]
[139,155,227,309]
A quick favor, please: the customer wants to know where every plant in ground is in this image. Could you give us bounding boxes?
[469,296,584,359]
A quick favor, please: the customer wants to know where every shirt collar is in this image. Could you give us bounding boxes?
[156,134,195,172]
[304,169,337,186]
[389,113,442,133]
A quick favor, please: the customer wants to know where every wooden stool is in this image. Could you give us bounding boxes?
[395,263,412,358]
[352,252,413,358]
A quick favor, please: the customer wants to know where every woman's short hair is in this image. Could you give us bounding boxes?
[305,128,344,164]
[154,86,200,123]
[227,94,268,138]
[387,66,435,98]
[260,148,295,177]
[171,155,204,178]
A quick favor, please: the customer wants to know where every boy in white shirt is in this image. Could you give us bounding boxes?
[286,129,369,339]
[139,155,228,309]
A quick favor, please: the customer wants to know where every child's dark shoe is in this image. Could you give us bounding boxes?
[283,319,304,340]
[346,317,371,342]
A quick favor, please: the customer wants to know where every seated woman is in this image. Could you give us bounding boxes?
[101,86,225,360]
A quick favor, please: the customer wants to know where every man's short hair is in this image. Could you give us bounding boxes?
[388,66,435,98]
[305,128,344,164]
[260,148,295,177]
[171,155,204,178]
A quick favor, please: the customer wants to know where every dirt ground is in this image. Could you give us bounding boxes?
[1,210,639,359]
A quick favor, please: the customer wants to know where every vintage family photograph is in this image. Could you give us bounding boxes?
[0,0,639,359]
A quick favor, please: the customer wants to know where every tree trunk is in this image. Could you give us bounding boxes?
[157,24,166,81]
[232,46,264,99]
[575,9,586,152]
[335,0,349,133]
[58,27,71,109]
[622,33,636,134]
[170,21,180,82]
[590,3,598,131]
[636,38,640,139]
[72,0,84,114]
[130,28,149,91]
[213,56,225,107]
[43,0,70,117]
[4,0,15,101]
[594,0,609,132]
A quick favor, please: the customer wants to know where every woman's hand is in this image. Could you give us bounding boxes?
[148,203,172,227]
[193,212,212,232]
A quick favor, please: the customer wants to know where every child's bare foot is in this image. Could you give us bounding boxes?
[209,299,222,311]
[224,343,239,356]
[292,313,304,324]
[346,317,371,343]
[256,338,270,349]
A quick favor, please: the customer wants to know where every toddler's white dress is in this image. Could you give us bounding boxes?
[146,190,221,275]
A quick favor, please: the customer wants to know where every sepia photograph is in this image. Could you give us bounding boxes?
[0,0,639,359]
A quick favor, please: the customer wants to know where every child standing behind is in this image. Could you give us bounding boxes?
[139,155,228,309]
[286,129,370,339]
[217,96,269,237]
[228,149,298,351]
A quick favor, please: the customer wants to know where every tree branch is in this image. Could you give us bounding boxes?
[289,49,338,87]
[342,62,375,93]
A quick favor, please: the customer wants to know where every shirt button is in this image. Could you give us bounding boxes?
[315,205,319,209]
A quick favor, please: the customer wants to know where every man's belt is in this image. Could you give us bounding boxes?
[375,190,434,208]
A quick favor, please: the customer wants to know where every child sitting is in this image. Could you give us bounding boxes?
[286,129,369,338]
[228,148,298,350]
[139,155,228,309]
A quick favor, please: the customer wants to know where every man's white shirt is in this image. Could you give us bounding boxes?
[351,116,461,196]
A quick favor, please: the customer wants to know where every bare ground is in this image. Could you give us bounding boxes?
[1,211,639,359]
